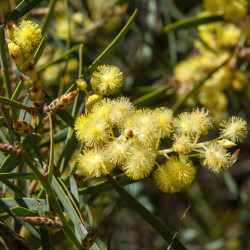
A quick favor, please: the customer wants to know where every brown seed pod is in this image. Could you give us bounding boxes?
[26,107,39,116]
[13,120,34,136]
[20,216,62,230]
[0,143,22,156]
[47,89,79,112]
[82,229,98,250]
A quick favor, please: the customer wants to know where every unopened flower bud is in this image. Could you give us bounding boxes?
[21,216,62,230]
[27,85,44,102]
[217,139,237,148]
[0,143,22,157]
[85,94,102,112]
[47,89,79,111]
[13,120,34,136]
[76,78,87,91]
[20,73,34,90]
[8,42,24,69]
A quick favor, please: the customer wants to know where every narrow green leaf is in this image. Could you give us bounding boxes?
[52,177,88,239]
[83,9,138,77]
[7,0,45,22]
[0,28,12,98]
[78,175,136,195]
[37,44,81,72]
[48,112,54,183]
[164,15,223,32]
[0,173,35,180]
[0,96,28,109]
[0,199,41,239]
[10,206,37,216]
[34,37,46,64]
[69,175,81,242]
[0,133,42,173]
[2,180,26,198]
[0,198,49,212]
[0,116,5,127]
[133,85,172,106]
[106,175,187,250]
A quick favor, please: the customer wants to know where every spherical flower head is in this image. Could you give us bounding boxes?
[125,109,160,146]
[105,139,130,165]
[174,108,213,137]
[202,143,231,172]
[153,156,196,193]
[75,114,110,146]
[90,65,123,95]
[123,146,156,180]
[13,20,42,52]
[109,97,134,126]
[77,148,114,177]
[153,107,173,138]
[220,116,248,143]
[91,98,112,123]
[223,0,248,22]
[173,134,192,155]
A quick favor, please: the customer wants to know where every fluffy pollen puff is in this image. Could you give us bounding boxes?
[220,116,248,143]
[123,146,156,180]
[13,20,42,52]
[125,109,160,147]
[153,107,173,138]
[105,140,130,165]
[75,114,110,147]
[90,65,123,95]
[77,148,114,177]
[153,156,196,193]
[174,108,213,137]
[173,134,192,155]
[202,143,231,172]
[108,97,134,126]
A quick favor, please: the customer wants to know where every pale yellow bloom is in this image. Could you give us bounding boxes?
[77,148,114,177]
[13,20,42,52]
[220,116,248,143]
[202,143,231,172]
[154,156,196,193]
[91,65,123,95]
[123,146,156,180]
[173,134,192,155]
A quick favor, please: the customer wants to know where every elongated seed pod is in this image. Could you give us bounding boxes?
[82,229,98,250]
[13,120,34,136]
[44,89,79,112]
[20,216,62,230]
[0,143,22,156]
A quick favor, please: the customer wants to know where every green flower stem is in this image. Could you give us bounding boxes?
[0,26,12,99]
[157,148,175,155]
[48,112,54,184]
[106,175,187,250]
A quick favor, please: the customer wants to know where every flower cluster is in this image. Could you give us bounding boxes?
[75,67,248,193]
[172,0,250,123]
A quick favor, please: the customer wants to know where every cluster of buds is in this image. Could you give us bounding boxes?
[13,119,34,136]
[21,216,62,230]
[0,143,22,157]
[6,20,44,109]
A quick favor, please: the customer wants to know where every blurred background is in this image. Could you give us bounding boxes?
[1,0,250,249]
